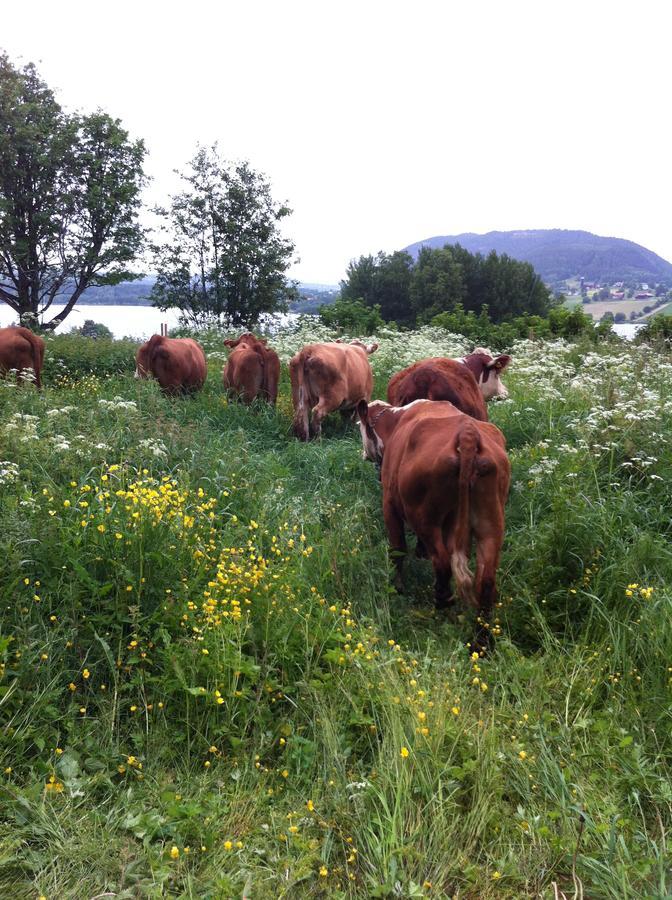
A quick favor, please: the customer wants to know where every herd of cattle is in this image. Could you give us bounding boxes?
[1,325,513,650]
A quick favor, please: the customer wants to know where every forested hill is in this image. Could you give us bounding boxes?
[60,280,337,307]
[404,230,672,285]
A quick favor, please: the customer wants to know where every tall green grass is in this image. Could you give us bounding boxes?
[1,327,671,898]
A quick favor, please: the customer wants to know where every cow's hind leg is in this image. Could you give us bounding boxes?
[309,399,332,439]
[421,530,455,611]
[434,564,455,610]
[383,498,406,592]
[471,533,502,654]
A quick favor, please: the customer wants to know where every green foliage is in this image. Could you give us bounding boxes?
[430,302,598,348]
[151,146,296,328]
[340,251,415,325]
[410,245,465,321]
[341,244,553,327]
[0,53,147,330]
[635,313,672,346]
[73,320,114,340]
[318,297,385,334]
[42,333,138,380]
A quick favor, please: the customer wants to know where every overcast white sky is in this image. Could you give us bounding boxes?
[3,0,671,284]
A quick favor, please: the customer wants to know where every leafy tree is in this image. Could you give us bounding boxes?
[340,251,414,324]
[430,303,596,348]
[151,146,296,327]
[376,252,413,324]
[410,245,465,322]
[0,53,146,330]
[479,251,552,320]
[341,243,554,328]
[318,297,384,334]
[340,255,379,308]
[74,319,113,339]
[636,313,672,345]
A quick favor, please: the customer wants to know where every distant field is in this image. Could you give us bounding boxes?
[641,300,672,318]
[564,297,656,320]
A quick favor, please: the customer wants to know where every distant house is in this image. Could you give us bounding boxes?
[635,291,654,299]
[610,291,625,300]
[640,283,649,291]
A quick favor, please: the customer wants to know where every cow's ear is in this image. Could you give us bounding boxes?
[356,399,369,423]
[366,342,379,355]
[489,354,511,371]
[224,338,236,347]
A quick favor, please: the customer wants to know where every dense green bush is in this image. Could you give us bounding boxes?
[318,297,386,334]
[43,333,138,381]
[635,313,672,346]
[72,319,114,339]
[430,303,609,349]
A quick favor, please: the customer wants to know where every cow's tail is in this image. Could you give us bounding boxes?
[290,355,310,440]
[23,330,44,389]
[450,422,480,605]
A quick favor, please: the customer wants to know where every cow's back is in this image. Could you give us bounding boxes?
[0,326,45,388]
[382,404,506,512]
[304,342,373,401]
[388,358,487,420]
[140,336,207,393]
[290,341,375,439]
[223,344,264,401]
[260,346,281,403]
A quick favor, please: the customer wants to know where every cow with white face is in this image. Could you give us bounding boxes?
[460,349,511,401]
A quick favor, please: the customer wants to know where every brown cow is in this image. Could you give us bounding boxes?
[289,339,378,440]
[0,326,45,389]
[387,357,488,420]
[222,333,280,404]
[387,350,511,416]
[135,335,207,395]
[357,398,510,649]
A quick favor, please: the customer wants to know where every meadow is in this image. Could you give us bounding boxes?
[1,323,672,899]
[564,298,655,321]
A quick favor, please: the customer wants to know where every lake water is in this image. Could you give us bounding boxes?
[612,323,644,340]
[0,304,647,341]
[0,304,183,339]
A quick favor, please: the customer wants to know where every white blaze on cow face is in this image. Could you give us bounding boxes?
[478,367,509,400]
[358,418,379,461]
[357,400,389,462]
[462,351,511,401]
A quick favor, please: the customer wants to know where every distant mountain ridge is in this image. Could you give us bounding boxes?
[403,229,672,285]
[66,279,337,306]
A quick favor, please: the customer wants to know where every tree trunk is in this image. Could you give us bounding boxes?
[44,283,87,330]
